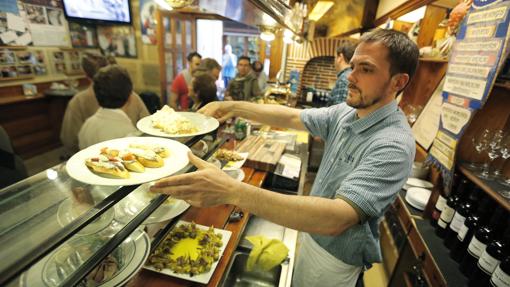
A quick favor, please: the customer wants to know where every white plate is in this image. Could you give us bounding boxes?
[405,178,433,190]
[66,137,190,186]
[136,112,219,138]
[21,229,150,287]
[144,221,232,284]
[220,152,249,171]
[224,168,245,182]
[405,187,431,211]
[115,183,190,224]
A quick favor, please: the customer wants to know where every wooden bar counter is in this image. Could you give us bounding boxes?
[128,167,268,287]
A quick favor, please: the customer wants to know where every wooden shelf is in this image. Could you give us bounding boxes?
[458,164,510,211]
[494,81,510,90]
[0,94,45,105]
[0,75,34,82]
[419,57,449,63]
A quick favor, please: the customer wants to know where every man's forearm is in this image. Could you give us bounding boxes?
[231,102,306,131]
[230,182,359,236]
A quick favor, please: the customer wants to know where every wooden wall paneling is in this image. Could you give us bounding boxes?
[269,30,284,80]
[375,0,434,26]
[456,86,510,168]
[417,5,447,48]
[400,60,448,109]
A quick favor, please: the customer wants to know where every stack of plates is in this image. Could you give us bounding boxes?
[403,178,434,190]
[405,187,432,211]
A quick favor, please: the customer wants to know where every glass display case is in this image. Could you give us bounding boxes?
[0,133,224,287]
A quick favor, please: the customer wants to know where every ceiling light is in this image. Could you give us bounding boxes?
[308,1,334,22]
[154,0,173,10]
[260,31,275,42]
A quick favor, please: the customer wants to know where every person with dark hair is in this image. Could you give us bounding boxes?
[78,65,140,149]
[193,58,222,80]
[251,60,268,93]
[189,73,218,111]
[328,40,357,106]
[225,56,261,101]
[169,51,202,110]
[150,29,419,287]
[60,54,148,154]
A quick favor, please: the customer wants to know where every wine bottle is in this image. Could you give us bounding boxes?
[460,207,506,276]
[469,220,510,286]
[450,196,493,262]
[430,173,458,228]
[436,178,470,237]
[491,255,510,287]
[444,187,482,249]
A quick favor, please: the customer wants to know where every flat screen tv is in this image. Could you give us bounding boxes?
[62,0,132,25]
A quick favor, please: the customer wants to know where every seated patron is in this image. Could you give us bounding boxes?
[60,53,148,154]
[169,51,202,110]
[78,65,140,149]
[225,56,261,101]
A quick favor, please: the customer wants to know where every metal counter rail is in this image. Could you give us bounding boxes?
[61,136,227,287]
[1,132,209,286]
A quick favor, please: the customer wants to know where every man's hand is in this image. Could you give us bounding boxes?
[198,101,235,123]
[150,152,240,207]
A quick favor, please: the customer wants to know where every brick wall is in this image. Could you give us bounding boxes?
[301,56,336,91]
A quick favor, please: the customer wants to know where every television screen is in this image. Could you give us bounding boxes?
[62,0,132,24]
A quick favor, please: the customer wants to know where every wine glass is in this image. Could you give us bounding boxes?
[498,135,510,187]
[468,129,491,170]
[479,130,504,178]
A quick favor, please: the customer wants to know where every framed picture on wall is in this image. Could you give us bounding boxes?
[97,26,137,58]
[69,22,98,48]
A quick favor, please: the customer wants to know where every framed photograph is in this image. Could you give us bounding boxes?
[53,51,64,63]
[34,64,47,75]
[24,4,47,25]
[68,50,80,61]
[0,50,15,64]
[15,51,34,64]
[69,22,98,48]
[1,66,17,78]
[16,65,34,76]
[97,26,137,58]
[55,63,65,73]
[34,50,45,65]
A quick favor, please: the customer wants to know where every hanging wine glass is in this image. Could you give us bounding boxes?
[494,134,510,179]
[479,130,504,179]
[467,129,491,170]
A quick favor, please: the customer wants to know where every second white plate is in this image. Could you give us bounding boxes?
[136,112,219,138]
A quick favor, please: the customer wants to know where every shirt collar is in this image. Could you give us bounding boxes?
[345,100,399,134]
[337,67,351,78]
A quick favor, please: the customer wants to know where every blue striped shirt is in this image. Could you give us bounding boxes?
[301,101,415,267]
[328,68,351,106]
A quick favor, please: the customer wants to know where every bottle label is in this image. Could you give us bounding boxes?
[450,212,466,232]
[457,224,469,242]
[439,206,455,223]
[478,250,500,274]
[468,236,487,258]
[491,265,510,287]
[438,218,448,228]
[435,195,446,211]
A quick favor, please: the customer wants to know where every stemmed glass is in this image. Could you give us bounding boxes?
[479,130,504,178]
[468,129,491,169]
[498,135,510,186]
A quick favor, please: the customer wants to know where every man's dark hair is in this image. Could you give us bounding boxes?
[238,56,251,65]
[192,73,217,108]
[193,58,222,76]
[360,29,419,81]
[336,40,357,62]
[187,51,202,62]
[252,60,263,72]
[93,65,133,109]
[82,53,108,78]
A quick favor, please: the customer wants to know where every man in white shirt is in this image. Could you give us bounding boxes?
[78,65,140,149]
